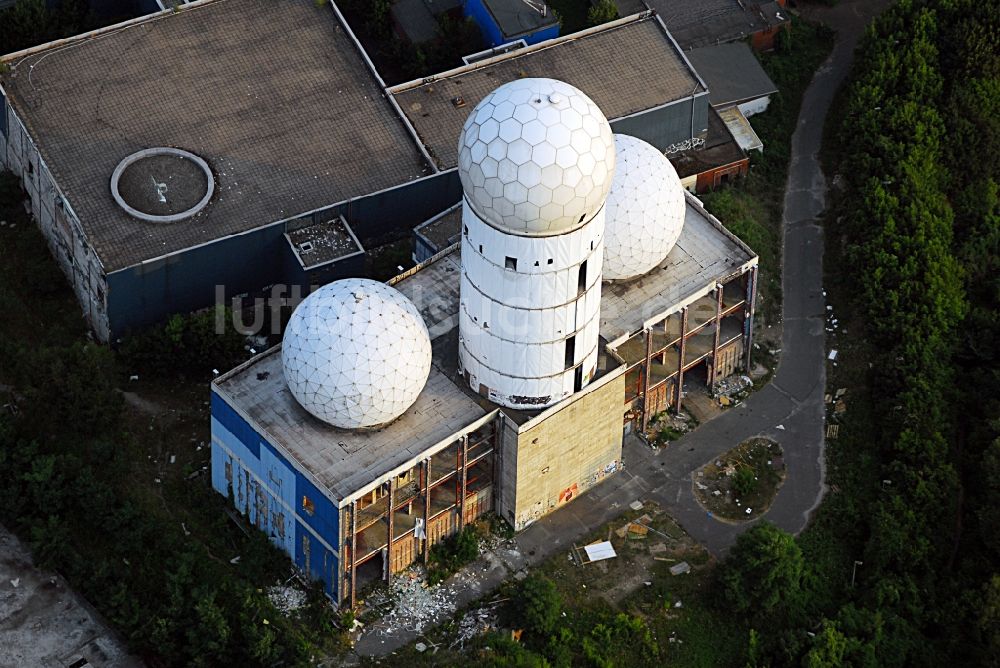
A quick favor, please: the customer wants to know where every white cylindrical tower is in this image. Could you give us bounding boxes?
[456,78,615,409]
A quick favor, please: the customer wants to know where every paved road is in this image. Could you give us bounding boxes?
[355,1,889,655]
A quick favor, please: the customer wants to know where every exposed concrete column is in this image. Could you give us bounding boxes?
[422,458,432,559]
[459,435,469,530]
[349,500,358,610]
[676,307,689,413]
[710,283,724,386]
[641,328,654,433]
[385,479,394,584]
[744,266,758,373]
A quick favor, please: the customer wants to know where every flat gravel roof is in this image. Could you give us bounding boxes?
[2,0,430,271]
[390,15,704,170]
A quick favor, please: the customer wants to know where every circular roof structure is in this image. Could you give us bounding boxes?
[603,134,686,281]
[281,279,432,430]
[111,147,214,223]
[457,78,615,237]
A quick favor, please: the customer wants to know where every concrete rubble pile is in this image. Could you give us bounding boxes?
[714,375,753,405]
[369,568,458,636]
[451,603,501,649]
[266,584,307,615]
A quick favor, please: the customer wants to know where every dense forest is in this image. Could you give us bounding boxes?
[721,0,1000,664]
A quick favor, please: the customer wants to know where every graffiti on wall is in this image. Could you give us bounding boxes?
[558,483,578,505]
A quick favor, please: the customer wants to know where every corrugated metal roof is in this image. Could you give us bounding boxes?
[643,0,788,50]
[390,15,704,170]
[719,106,763,152]
[686,42,777,108]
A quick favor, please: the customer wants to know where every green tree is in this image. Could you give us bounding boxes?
[512,575,562,637]
[721,522,803,622]
[587,0,618,27]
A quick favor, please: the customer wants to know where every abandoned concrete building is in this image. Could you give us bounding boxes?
[211,136,756,606]
[0,1,765,341]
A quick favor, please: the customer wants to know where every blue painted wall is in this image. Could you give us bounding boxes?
[105,170,462,339]
[211,391,341,600]
[463,0,559,47]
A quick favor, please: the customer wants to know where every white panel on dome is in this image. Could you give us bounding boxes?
[457,78,615,237]
[281,278,432,429]
[603,134,686,281]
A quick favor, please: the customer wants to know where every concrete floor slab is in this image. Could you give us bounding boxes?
[0,525,142,668]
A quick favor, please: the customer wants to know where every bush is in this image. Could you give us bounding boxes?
[428,526,480,584]
[587,0,618,27]
[510,575,562,638]
[118,309,247,378]
[732,465,758,498]
[720,522,803,624]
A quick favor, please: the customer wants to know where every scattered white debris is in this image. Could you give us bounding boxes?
[746,507,752,515]
[670,562,691,576]
[367,568,455,636]
[776,424,785,431]
[415,642,427,653]
[584,541,617,562]
[230,556,241,565]
[10,578,19,588]
[266,584,307,615]
[129,375,139,381]
[629,500,644,511]
[169,455,176,464]
[828,350,838,361]
[674,600,683,608]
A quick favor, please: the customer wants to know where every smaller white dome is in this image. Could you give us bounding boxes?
[603,134,686,281]
[281,279,432,429]
[457,78,615,237]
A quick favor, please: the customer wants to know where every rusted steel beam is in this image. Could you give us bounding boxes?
[459,436,469,530]
[676,307,689,413]
[349,500,358,609]
[641,327,654,433]
[710,283,724,386]
[385,479,394,584]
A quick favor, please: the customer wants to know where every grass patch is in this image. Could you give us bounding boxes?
[693,438,785,521]
[700,17,836,323]
[383,503,745,667]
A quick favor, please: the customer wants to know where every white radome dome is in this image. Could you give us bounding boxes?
[281,278,432,430]
[603,134,686,281]
[457,78,615,236]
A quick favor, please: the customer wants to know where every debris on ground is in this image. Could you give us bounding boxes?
[266,584,307,615]
[692,438,785,521]
[629,500,644,511]
[714,375,753,406]
[451,602,501,649]
[583,541,617,562]
[627,523,649,540]
[669,561,691,576]
[365,568,455,636]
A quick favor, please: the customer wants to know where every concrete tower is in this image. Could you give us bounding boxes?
[456,78,616,409]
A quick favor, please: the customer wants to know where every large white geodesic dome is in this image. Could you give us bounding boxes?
[457,78,615,236]
[281,278,432,430]
[603,134,687,281]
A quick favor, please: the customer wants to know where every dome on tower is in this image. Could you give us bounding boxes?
[457,78,615,236]
[602,134,686,281]
[281,278,432,430]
